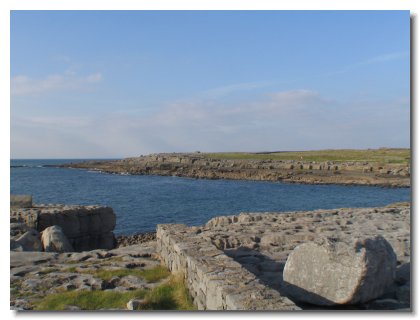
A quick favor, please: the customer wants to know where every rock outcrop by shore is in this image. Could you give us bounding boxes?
[11,199,116,251]
[57,152,410,187]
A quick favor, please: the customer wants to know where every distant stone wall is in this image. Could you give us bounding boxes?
[10,204,116,251]
[10,195,33,208]
[156,224,299,310]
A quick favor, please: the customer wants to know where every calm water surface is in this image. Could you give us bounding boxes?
[10,159,411,236]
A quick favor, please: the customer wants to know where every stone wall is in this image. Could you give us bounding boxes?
[156,224,300,310]
[10,204,116,251]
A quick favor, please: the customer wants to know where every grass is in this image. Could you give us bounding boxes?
[139,274,196,310]
[79,265,170,283]
[203,148,410,164]
[34,273,196,311]
[35,289,147,310]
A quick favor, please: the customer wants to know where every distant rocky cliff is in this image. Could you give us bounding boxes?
[58,152,410,187]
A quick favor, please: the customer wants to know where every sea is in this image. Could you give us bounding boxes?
[10,159,411,236]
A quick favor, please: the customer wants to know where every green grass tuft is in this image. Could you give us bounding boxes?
[80,265,170,283]
[139,274,196,311]
[35,289,146,310]
[34,273,196,311]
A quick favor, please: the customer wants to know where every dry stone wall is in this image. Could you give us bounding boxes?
[156,224,300,310]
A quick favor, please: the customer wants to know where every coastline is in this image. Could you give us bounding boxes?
[56,150,411,188]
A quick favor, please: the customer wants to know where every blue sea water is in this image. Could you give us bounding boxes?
[10,159,411,236]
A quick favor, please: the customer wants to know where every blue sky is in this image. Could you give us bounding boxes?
[11,11,410,158]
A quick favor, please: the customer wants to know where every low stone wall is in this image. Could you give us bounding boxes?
[156,224,300,310]
[11,204,116,251]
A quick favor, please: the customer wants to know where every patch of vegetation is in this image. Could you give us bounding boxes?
[35,289,146,310]
[80,265,170,283]
[34,273,196,311]
[66,266,78,273]
[137,274,196,311]
[139,266,171,282]
[204,148,410,164]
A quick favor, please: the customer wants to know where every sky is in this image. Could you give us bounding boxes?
[10,10,410,158]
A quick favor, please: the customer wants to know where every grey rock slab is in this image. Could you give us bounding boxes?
[10,251,58,268]
[283,236,397,306]
[118,275,147,289]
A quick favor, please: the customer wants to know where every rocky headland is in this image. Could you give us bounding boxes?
[10,194,411,311]
[56,150,410,187]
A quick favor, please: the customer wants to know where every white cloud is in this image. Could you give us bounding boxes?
[11,90,410,158]
[11,72,103,96]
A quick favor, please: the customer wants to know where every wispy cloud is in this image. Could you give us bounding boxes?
[11,89,410,158]
[11,72,103,96]
[203,81,276,98]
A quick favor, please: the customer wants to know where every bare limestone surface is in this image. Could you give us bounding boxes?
[157,203,410,310]
[57,152,410,187]
[10,241,162,310]
[11,203,116,251]
[283,236,397,305]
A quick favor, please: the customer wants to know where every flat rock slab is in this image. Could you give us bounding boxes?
[11,251,58,268]
[283,236,397,305]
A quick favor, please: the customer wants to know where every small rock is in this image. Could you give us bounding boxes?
[64,305,81,311]
[127,298,146,310]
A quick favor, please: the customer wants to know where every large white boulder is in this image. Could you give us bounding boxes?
[41,225,74,252]
[283,236,396,305]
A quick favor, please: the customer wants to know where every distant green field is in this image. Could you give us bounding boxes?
[203,148,410,164]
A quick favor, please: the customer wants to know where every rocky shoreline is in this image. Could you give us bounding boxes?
[56,152,410,187]
[10,193,411,310]
[116,232,156,247]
